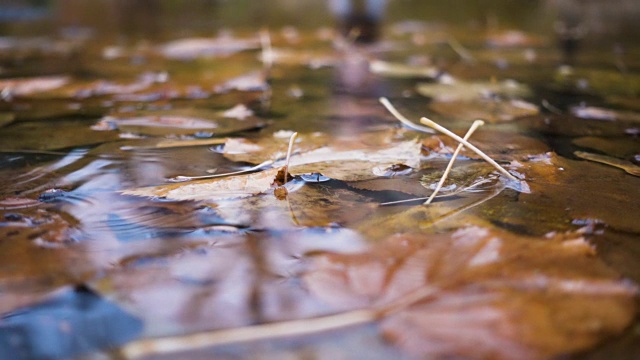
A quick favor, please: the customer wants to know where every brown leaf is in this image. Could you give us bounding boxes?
[122,168,281,201]
[304,226,637,359]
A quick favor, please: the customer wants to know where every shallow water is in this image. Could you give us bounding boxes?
[1,1,639,359]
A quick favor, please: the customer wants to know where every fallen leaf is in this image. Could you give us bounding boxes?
[160,36,260,60]
[574,151,640,177]
[369,59,439,79]
[0,75,69,97]
[304,226,637,359]
[570,105,640,123]
[416,79,531,102]
[92,108,265,136]
[422,130,550,162]
[0,112,15,128]
[572,136,638,159]
[121,168,281,201]
[214,70,269,93]
[429,98,539,123]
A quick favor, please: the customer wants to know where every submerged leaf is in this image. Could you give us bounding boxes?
[160,36,260,60]
[429,98,539,123]
[416,79,531,102]
[304,226,637,359]
[92,108,265,136]
[574,151,640,177]
[0,75,69,97]
[369,59,439,79]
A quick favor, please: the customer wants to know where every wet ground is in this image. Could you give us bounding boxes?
[1,1,639,359]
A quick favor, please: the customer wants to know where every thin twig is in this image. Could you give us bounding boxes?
[425,120,484,204]
[260,28,273,71]
[282,132,298,181]
[447,37,476,64]
[378,97,435,133]
[166,160,274,183]
[121,283,439,359]
[121,309,376,359]
[419,117,518,181]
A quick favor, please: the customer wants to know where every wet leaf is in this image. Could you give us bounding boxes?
[122,168,281,201]
[574,151,640,177]
[429,98,539,123]
[0,113,15,128]
[570,105,640,123]
[92,107,266,136]
[422,130,550,162]
[572,136,639,159]
[416,79,531,102]
[0,119,119,150]
[304,226,637,359]
[369,59,439,79]
[214,70,269,93]
[420,162,497,194]
[0,75,69,97]
[160,36,260,60]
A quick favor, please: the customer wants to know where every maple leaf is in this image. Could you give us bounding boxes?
[303,226,637,359]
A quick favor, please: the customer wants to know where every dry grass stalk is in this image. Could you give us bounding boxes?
[419,117,518,181]
[378,97,435,133]
[425,119,484,204]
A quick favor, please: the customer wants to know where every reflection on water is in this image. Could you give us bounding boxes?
[0,285,142,359]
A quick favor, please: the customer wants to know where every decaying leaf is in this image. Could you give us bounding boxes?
[214,70,269,93]
[369,59,439,79]
[0,75,69,97]
[121,168,281,201]
[92,107,265,136]
[574,151,640,177]
[422,130,550,162]
[429,98,539,123]
[416,79,531,102]
[420,162,497,194]
[160,36,260,60]
[304,226,637,359]
[220,129,422,182]
[570,105,640,123]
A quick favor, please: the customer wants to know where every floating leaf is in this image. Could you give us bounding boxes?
[160,36,260,60]
[416,79,531,102]
[420,162,497,194]
[369,59,439,79]
[92,108,265,136]
[122,167,281,201]
[429,98,539,123]
[0,75,69,97]
[214,70,269,93]
[0,113,15,128]
[574,151,640,177]
[422,131,549,162]
[304,226,637,359]
[570,105,640,123]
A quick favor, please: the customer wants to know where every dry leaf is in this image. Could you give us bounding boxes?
[160,36,260,60]
[416,79,531,102]
[0,75,69,97]
[429,98,539,123]
[122,168,281,201]
[369,59,439,79]
[92,108,265,136]
[304,226,637,359]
